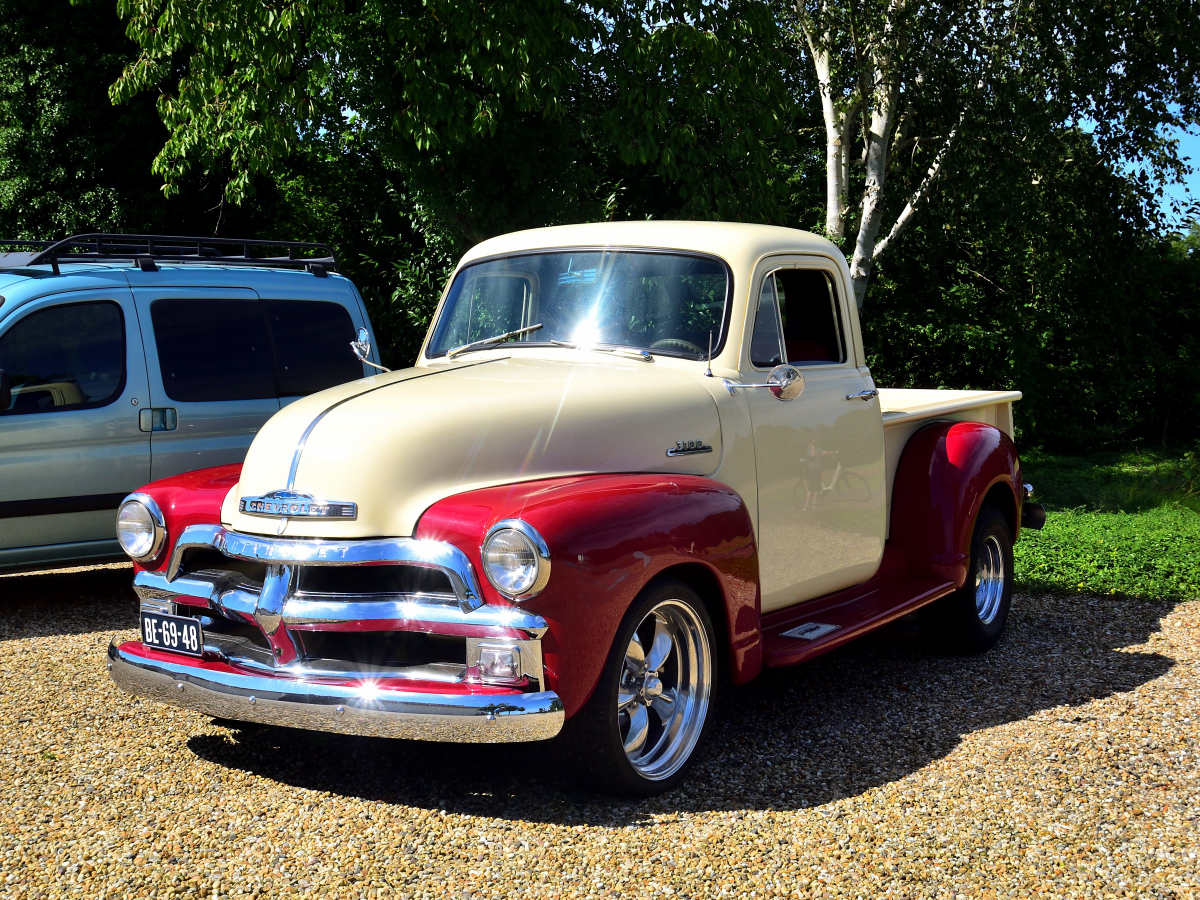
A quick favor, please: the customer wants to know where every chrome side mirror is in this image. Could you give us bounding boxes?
[768,364,804,400]
[351,327,371,361]
[722,364,804,401]
[350,327,391,373]
[0,369,9,410]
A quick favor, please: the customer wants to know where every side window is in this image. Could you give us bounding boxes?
[750,273,784,368]
[151,300,275,402]
[0,301,125,415]
[266,300,362,396]
[775,269,846,365]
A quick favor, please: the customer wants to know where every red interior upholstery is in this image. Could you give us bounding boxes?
[786,339,837,363]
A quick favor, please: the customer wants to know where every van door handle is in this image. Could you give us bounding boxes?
[846,389,878,401]
[139,408,178,432]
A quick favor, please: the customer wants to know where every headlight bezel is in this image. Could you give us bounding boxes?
[115,492,167,562]
[480,518,551,601]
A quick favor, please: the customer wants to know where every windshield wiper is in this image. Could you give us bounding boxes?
[549,340,653,362]
[446,323,544,358]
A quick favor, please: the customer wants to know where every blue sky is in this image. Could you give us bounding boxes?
[1161,125,1199,225]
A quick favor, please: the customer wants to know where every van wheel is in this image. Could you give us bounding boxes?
[924,505,1014,654]
[559,578,716,796]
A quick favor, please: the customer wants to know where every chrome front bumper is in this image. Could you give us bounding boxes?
[113,524,563,742]
[108,641,565,743]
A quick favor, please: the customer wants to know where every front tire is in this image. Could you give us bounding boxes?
[559,578,716,796]
[923,505,1014,654]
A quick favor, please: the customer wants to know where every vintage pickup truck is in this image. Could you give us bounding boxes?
[108,222,1045,795]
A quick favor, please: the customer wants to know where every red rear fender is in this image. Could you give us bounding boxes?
[416,475,761,717]
[890,422,1021,587]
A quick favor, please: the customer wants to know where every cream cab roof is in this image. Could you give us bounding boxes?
[458,221,842,273]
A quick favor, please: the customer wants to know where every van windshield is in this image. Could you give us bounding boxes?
[425,251,730,360]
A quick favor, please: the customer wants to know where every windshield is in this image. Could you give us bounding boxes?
[426,250,730,359]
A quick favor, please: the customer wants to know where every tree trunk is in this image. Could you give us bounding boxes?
[847,0,906,308]
[850,98,899,305]
[802,14,847,241]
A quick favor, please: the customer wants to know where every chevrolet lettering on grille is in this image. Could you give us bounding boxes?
[239,490,357,519]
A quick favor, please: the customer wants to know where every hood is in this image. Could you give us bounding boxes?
[224,356,723,538]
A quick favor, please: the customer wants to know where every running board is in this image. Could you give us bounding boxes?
[761,551,956,668]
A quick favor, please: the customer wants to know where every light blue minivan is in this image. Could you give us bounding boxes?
[0,234,381,572]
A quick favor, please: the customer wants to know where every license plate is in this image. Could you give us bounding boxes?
[141,611,204,657]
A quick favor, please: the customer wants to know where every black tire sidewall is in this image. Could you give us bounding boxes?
[566,577,718,796]
[924,505,1014,654]
[958,506,1014,650]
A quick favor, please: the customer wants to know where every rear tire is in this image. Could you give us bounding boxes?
[558,578,717,796]
[923,505,1014,654]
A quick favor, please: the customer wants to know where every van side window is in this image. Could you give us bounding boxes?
[266,300,361,396]
[151,300,276,402]
[0,301,125,414]
[774,269,846,365]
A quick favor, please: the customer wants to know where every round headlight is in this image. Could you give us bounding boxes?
[115,494,166,561]
[481,519,551,600]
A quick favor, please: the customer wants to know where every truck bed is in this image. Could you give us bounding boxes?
[879,388,1022,536]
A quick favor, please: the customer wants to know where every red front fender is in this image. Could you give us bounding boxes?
[415,475,761,717]
[130,464,243,573]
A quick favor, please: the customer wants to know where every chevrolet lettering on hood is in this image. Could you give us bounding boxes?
[239,490,357,519]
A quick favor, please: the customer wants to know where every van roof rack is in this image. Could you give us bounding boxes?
[0,234,338,276]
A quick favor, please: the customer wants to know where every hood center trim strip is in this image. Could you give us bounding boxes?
[284,358,505,492]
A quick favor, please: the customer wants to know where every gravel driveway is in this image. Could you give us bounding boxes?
[2,565,1197,899]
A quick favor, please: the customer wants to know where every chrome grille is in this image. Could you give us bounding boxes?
[135,524,548,689]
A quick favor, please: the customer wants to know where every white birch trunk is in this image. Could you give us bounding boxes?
[801,11,848,240]
[848,101,894,309]
[848,0,906,309]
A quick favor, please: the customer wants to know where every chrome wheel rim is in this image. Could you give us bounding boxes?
[975,534,1006,625]
[617,599,713,781]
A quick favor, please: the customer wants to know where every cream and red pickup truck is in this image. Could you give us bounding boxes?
[108,222,1045,795]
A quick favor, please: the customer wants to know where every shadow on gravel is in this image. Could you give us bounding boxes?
[0,564,136,639]
[184,592,1177,824]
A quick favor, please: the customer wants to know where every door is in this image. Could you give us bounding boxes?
[133,289,280,481]
[741,259,886,612]
[0,291,151,560]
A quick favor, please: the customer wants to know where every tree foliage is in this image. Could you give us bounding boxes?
[0,0,1197,447]
[864,127,1200,448]
[109,0,799,236]
[0,0,170,235]
[793,0,1200,306]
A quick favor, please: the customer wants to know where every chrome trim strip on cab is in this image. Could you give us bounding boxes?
[163,524,485,613]
[108,641,564,743]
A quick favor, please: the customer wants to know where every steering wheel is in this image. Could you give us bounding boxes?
[649,338,706,357]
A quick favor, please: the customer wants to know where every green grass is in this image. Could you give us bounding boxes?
[1014,443,1200,601]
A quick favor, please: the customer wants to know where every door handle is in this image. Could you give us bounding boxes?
[846,389,878,402]
[139,407,178,432]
